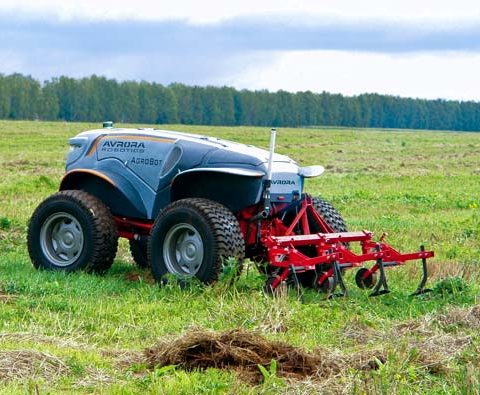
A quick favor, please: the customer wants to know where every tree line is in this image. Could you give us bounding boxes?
[0,73,479,131]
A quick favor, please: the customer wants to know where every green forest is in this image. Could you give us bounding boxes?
[1,73,479,131]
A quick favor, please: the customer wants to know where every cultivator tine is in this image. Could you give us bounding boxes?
[369,244,390,297]
[331,260,348,298]
[289,264,304,302]
[410,245,433,296]
[321,249,348,299]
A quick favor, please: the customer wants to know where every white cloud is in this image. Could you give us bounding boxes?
[231,50,480,101]
[1,1,480,101]
[0,0,479,23]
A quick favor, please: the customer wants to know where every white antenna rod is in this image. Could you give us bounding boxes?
[266,128,276,181]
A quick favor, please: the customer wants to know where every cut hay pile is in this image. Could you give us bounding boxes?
[0,350,69,382]
[145,329,321,381]
[145,328,384,383]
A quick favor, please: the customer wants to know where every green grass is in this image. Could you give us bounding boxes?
[0,120,479,394]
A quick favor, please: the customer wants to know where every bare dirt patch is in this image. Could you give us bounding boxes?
[123,271,155,284]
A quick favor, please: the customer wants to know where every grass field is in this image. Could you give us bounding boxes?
[0,120,479,394]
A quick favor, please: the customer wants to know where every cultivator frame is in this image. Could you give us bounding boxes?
[259,195,434,297]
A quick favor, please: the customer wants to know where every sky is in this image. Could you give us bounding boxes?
[1,0,480,101]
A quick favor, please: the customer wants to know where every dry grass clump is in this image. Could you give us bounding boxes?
[341,318,380,343]
[100,349,144,369]
[145,328,321,381]
[0,332,89,349]
[311,346,386,380]
[74,367,114,387]
[394,315,434,337]
[436,305,480,330]
[408,334,472,374]
[0,350,69,382]
[424,261,465,281]
[144,328,384,383]
[393,306,478,375]
[254,290,294,334]
[395,304,480,337]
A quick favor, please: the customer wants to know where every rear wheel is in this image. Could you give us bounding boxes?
[149,198,245,284]
[129,238,149,268]
[27,190,118,273]
[309,197,348,234]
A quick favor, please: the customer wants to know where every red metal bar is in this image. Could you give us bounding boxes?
[118,230,136,240]
[284,204,307,235]
[266,231,373,247]
[307,201,334,233]
[301,208,310,235]
[114,216,153,240]
[269,267,291,289]
[267,245,338,268]
[266,235,434,268]
[316,269,333,287]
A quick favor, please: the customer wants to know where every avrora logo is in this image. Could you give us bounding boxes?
[101,140,146,153]
[272,179,296,185]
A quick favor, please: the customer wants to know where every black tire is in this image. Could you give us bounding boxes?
[309,197,348,234]
[297,196,348,287]
[129,238,149,268]
[27,190,118,273]
[355,268,377,289]
[148,198,245,284]
[263,276,278,295]
[314,275,334,294]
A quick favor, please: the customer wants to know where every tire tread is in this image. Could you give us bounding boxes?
[149,198,245,283]
[28,190,118,273]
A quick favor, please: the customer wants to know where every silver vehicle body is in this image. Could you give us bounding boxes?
[60,127,324,219]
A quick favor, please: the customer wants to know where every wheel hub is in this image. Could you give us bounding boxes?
[164,223,204,275]
[40,212,84,266]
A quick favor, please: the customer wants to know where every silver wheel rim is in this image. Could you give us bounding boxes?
[40,212,84,267]
[163,223,204,275]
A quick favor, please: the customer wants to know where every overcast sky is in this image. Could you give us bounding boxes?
[1,0,480,100]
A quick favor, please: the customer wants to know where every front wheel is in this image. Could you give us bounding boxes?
[27,190,118,273]
[148,199,245,284]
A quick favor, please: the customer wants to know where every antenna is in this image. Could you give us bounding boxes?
[261,128,276,217]
[266,128,276,182]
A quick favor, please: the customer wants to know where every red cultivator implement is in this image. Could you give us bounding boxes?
[255,195,434,297]
[236,129,435,298]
